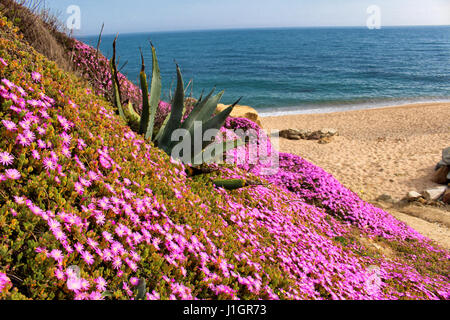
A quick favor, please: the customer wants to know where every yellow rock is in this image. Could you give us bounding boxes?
[216,104,262,127]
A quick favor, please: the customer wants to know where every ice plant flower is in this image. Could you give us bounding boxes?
[2,120,17,131]
[0,152,14,166]
[31,71,42,82]
[4,169,21,180]
[0,273,12,293]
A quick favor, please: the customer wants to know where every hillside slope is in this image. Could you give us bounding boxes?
[0,15,449,300]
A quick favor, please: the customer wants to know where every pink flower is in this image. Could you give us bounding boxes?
[89,291,104,300]
[2,120,17,131]
[82,251,94,265]
[74,182,84,195]
[0,273,12,292]
[112,256,122,270]
[5,169,21,180]
[43,157,56,170]
[50,249,64,263]
[16,134,30,146]
[130,277,139,286]
[14,196,25,205]
[31,150,40,160]
[0,152,14,166]
[95,277,107,292]
[31,72,42,82]
[67,276,81,291]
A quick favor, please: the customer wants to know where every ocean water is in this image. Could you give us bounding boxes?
[78,26,450,116]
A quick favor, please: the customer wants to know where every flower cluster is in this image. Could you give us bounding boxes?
[0,272,12,294]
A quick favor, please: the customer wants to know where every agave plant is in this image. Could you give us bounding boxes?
[110,39,244,165]
[109,39,256,188]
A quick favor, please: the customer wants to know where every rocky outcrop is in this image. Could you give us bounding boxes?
[433,147,450,184]
[443,188,450,204]
[423,186,447,201]
[406,191,422,201]
[216,103,262,127]
[432,166,450,184]
[279,128,339,143]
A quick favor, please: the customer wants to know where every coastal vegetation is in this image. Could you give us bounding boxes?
[0,2,448,300]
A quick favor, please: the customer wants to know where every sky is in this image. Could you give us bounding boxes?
[39,0,450,36]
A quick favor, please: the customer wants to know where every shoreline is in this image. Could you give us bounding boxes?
[258,100,450,117]
[262,101,450,248]
[262,101,450,201]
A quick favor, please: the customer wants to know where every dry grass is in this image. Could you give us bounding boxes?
[0,0,74,70]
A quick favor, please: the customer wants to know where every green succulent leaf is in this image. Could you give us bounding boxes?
[156,64,184,153]
[138,49,150,135]
[111,35,125,119]
[145,43,162,140]
[195,138,244,165]
[212,178,247,190]
[181,88,220,131]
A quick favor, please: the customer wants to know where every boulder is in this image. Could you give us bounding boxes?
[443,147,450,165]
[318,136,332,144]
[278,128,338,142]
[407,191,422,201]
[306,131,322,140]
[216,104,262,127]
[423,186,447,201]
[435,147,450,170]
[279,129,303,140]
[319,128,338,137]
[432,165,450,184]
[443,188,450,204]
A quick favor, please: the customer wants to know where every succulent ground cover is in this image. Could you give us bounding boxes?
[0,15,449,300]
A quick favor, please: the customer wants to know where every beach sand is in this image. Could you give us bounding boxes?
[262,102,450,248]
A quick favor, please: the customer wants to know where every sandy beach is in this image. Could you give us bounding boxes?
[262,102,450,248]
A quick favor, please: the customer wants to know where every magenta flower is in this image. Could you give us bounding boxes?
[43,157,56,171]
[2,120,17,131]
[0,273,12,292]
[31,150,40,160]
[50,249,64,263]
[31,72,42,82]
[16,134,30,146]
[130,277,139,286]
[82,251,94,265]
[95,277,107,292]
[0,152,14,166]
[74,182,84,195]
[5,169,21,180]
[14,196,25,205]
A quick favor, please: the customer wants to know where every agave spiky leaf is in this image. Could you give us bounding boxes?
[138,49,150,135]
[145,43,162,140]
[192,97,242,152]
[156,64,185,153]
[181,88,220,131]
[111,35,125,119]
[153,112,169,144]
[138,45,162,140]
[212,179,247,190]
[124,101,141,132]
[194,139,244,165]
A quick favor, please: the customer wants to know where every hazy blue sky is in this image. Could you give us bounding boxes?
[41,0,450,35]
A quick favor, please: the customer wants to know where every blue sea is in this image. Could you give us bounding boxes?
[79,26,450,116]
